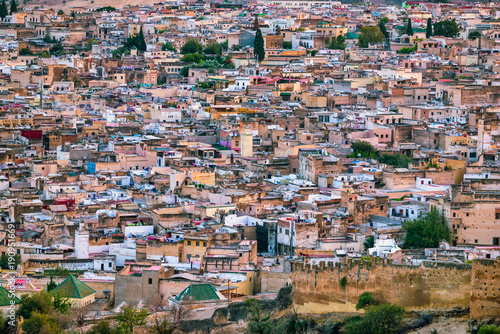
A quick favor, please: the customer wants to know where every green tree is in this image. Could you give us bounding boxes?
[275,25,281,36]
[358,26,384,48]
[468,31,481,40]
[254,29,265,62]
[378,18,389,39]
[180,38,203,54]
[18,48,33,56]
[231,44,242,51]
[403,207,450,249]
[246,298,272,334]
[378,153,412,168]
[0,311,6,333]
[204,42,222,55]
[162,42,175,52]
[57,9,64,15]
[86,38,98,51]
[96,6,116,12]
[220,40,228,51]
[0,0,8,18]
[406,18,413,36]
[426,18,432,38]
[49,43,64,56]
[19,291,54,320]
[21,313,59,334]
[46,276,56,292]
[180,53,203,63]
[124,29,147,52]
[137,27,146,51]
[433,20,460,37]
[397,45,417,54]
[9,0,16,14]
[19,290,71,322]
[0,254,21,269]
[329,35,345,50]
[52,293,71,314]
[283,41,292,49]
[111,46,131,59]
[223,55,234,68]
[339,277,347,289]
[88,321,114,334]
[349,141,376,158]
[115,307,148,333]
[356,292,375,310]
[180,66,191,77]
[345,303,405,334]
[478,325,500,334]
[364,236,375,250]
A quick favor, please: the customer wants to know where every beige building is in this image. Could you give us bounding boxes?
[430,184,500,246]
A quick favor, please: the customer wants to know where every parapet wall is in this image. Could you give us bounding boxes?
[292,258,500,319]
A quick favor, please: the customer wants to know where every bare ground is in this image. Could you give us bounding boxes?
[409,317,469,334]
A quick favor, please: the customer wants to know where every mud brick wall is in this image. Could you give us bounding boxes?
[470,259,500,319]
[292,259,473,314]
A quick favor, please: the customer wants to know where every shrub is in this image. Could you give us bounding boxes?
[339,277,347,289]
[356,292,375,310]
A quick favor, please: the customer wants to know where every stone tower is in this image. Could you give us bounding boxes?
[75,228,89,259]
[240,126,253,158]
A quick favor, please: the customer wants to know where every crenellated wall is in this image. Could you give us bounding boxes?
[292,258,500,319]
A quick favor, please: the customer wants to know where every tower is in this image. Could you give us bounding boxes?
[75,228,89,259]
[240,126,253,158]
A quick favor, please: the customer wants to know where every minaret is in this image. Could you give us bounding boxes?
[75,227,89,259]
[240,126,253,157]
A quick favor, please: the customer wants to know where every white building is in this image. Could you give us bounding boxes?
[368,239,401,257]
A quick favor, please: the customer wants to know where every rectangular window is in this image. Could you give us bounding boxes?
[148,278,152,284]
[493,238,499,246]
[187,240,191,246]
[196,242,200,246]
[203,242,207,247]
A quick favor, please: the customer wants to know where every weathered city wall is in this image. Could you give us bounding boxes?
[291,258,500,318]
[259,271,292,293]
[470,259,500,319]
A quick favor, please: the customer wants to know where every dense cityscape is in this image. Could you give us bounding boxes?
[0,0,499,333]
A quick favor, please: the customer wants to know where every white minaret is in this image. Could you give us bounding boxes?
[240,126,253,158]
[75,228,89,259]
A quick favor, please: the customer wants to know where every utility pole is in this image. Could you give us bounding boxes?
[289,218,294,259]
[226,278,230,323]
[39,80,43,109]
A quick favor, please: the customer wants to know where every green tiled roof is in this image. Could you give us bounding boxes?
[174,283,222,302]
[345,32,359,40]
[51,276,95,299]
[0,286,21,306]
